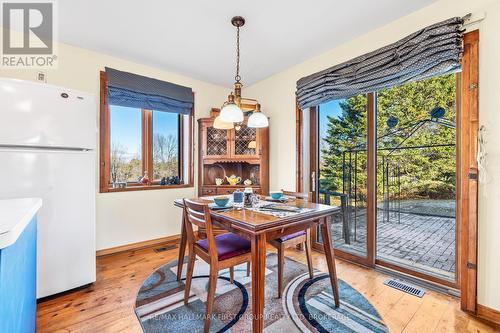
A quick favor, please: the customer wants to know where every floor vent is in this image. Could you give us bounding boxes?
[154,244,177,253]
[383,278,425,298]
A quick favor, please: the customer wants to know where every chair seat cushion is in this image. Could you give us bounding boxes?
[197,233,251,260]
[278,230,306,242]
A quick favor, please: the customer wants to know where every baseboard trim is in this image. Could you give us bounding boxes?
[477,304,500,326]
[96,234,181,257]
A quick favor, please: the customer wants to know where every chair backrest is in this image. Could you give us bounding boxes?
[281,190,313,202]
[183,198,217,258]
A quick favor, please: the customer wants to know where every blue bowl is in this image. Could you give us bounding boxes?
[213,197,230,207]
[269,191,283,200]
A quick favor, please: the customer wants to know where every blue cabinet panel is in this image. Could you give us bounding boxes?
[0,217,37,333]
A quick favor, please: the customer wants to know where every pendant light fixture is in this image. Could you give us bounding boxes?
[215,16,268,129]
[219,92,243,123]
[213,114,234,129]
[247,103,269,128]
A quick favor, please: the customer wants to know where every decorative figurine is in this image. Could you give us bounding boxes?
[166,176,180,185]
[140,171,150,185]
[225,175,241,186]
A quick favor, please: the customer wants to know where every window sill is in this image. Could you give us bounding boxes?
[102,183,194,193]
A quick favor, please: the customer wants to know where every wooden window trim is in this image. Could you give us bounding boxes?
[295,99,303,192]
[142,109,153,181]
[178,113,185,183]
[99,71,194,193]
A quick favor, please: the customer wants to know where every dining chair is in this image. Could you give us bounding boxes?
[268,190,314,298]
[182,199,252,333]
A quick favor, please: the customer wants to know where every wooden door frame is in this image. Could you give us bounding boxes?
[309,106,317,199]
[458,30,479,313]
[297,30,480,309]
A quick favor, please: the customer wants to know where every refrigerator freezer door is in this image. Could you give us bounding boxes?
[0,148,96,298]
[0,79,96,150]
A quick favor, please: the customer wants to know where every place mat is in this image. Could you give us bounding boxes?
[246,200,313,218]
[264,195,296,203]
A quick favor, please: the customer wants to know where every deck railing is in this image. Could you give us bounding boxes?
[318,189,352,244]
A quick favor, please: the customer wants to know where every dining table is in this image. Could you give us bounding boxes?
[173,196,341,333]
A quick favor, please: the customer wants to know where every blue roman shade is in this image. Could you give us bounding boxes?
[105,67,193,115]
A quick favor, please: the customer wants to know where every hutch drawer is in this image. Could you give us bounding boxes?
[201,187,217,196]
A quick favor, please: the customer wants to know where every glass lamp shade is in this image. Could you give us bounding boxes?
[248,111,269,128]
[213,115,234,129]
[220,102,244,123]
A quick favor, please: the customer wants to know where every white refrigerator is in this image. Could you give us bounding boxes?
[0,78,96,298]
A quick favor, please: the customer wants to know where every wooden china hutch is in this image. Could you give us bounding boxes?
[198,109,269,196]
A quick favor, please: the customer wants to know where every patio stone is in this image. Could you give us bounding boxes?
[329,209,456,278]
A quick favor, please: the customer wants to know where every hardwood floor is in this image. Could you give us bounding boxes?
[37,242,499,333]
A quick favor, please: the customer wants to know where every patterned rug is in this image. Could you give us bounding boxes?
[135,253,388,333]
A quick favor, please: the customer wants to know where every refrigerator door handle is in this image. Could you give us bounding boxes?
[0,144,93,152]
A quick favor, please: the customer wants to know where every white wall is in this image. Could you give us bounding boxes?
[244,0,500,310]
[0,40,228,251]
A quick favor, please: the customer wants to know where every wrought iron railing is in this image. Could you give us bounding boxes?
[318,189,353,244]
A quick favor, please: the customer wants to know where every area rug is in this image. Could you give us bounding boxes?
[135,253,388,333]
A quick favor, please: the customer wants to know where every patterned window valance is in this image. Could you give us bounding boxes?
[296,17,465,109]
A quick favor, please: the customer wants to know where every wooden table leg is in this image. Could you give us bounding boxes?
[176,211,187,281]
[320,216,340,307]
[251,233,267,333]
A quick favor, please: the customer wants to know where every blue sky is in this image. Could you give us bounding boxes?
[319,99,344,138]
[110,105,178,159]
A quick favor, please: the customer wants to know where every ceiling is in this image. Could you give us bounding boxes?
[59,0,436,87]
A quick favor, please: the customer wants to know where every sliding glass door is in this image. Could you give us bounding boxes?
[375,74,457,283]
[311,74,458,286]
[311,94,372,265]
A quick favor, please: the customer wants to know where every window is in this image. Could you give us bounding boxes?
[100,72,193,192]
[152,111,180,180]
[110,106,142,183]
